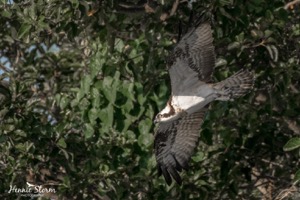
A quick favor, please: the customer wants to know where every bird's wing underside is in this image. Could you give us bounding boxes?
[154,108,207,185]
[167,21,215,95]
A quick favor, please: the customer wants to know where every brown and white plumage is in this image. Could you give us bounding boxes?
[154,108,207,185]
[154,18,254,185]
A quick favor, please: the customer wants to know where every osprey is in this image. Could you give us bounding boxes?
[154,19,254,185]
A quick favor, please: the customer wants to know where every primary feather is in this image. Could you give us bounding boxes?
[154,17,254,185]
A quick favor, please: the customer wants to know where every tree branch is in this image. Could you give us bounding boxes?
[284,0,300,10]
[170,0,180,16]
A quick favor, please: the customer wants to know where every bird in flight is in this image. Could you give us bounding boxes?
[153,17,254,185]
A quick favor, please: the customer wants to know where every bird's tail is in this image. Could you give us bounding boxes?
[213,69,254,100]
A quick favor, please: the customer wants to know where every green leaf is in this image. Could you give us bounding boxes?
[2,10,12,18]
[294,169,300,182]
[250,29,263,38]
[15,129,26,137]
[102,73,120,103]
[115,39,125,53]
[98,103,114,128]
[69,0,79,7]
[219,0,233,6]
[91,88,100,108]
[138,132,153,148]
[27,2,36,20]
[124,130,136,141]
[75,88,85,103]
[138,118,152,134]
[122,114,135,132]
[90,54,104,78]
[0,135,8,143]
[265,10,274,21]
[135,82,148,106]
[15,142,33,152]
[82,75,92,95]
[18,23,32,39]
[84,124,94,139]
[283,138,300,151]
[57,138,67,148]
[236,32,245,42]
[192,151,205,162]
[120,82,135,101]
[227,42,241,50]
[276,8,288,21]
[264,30,273,38]
[219,7,235,20]
[60,95,69,109]
[216,58,227,67]
[88,108,98,124]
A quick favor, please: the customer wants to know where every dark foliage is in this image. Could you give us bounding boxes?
[0,0,299,199]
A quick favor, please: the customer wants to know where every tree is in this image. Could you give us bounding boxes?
[0,0,299,199]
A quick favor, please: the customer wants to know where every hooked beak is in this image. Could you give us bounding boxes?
[154,116,159,124]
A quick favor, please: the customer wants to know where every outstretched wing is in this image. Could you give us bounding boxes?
[154,108,207,185]
[167,22,215,95]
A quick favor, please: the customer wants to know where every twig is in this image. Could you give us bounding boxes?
[252,167,274,200]
[170,0,180,16]
[261,158,284,168]
[274,185,298,200]
[0,64,11,72]
[284,0,300,10]
[116,0,152,14]
[116,6,145,14]
[284,118,300,134]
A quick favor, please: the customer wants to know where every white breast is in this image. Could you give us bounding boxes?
[172,84,216,114]
[172,95,204,111]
